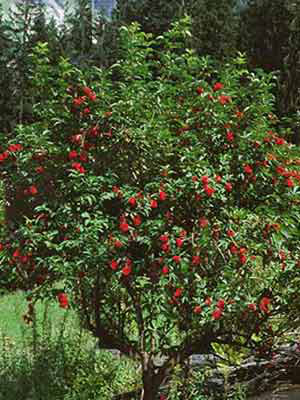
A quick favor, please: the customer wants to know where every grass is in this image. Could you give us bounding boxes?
[0,291,71,341]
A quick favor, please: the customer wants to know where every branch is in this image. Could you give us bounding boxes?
[93,271,134,356]
[122,279,145,358]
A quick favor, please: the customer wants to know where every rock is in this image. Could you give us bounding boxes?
[190,353,219,367]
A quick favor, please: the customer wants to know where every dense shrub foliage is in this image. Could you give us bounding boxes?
[0,1,299,234]
[0,18,299,398]
[1,0,300,132]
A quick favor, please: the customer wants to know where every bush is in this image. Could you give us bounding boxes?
[0,17,299,399]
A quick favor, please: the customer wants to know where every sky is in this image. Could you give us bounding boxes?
[1,0,116,19]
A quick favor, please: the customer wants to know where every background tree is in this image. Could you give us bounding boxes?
[114,0,239,61]
[62,0,93,65]
[238,0,300,144]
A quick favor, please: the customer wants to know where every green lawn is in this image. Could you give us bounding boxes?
[0,290,87,350]
[1,291,68,337]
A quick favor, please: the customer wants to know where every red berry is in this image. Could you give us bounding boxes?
[159,191,167,201]
[212,308,222,320]
[162,266,169,275]
[194,305,202,314]
[128,197,137,207]
[122,265,132,276]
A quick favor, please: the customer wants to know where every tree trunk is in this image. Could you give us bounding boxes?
[142,369,160,400]
[142,380,159,400]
